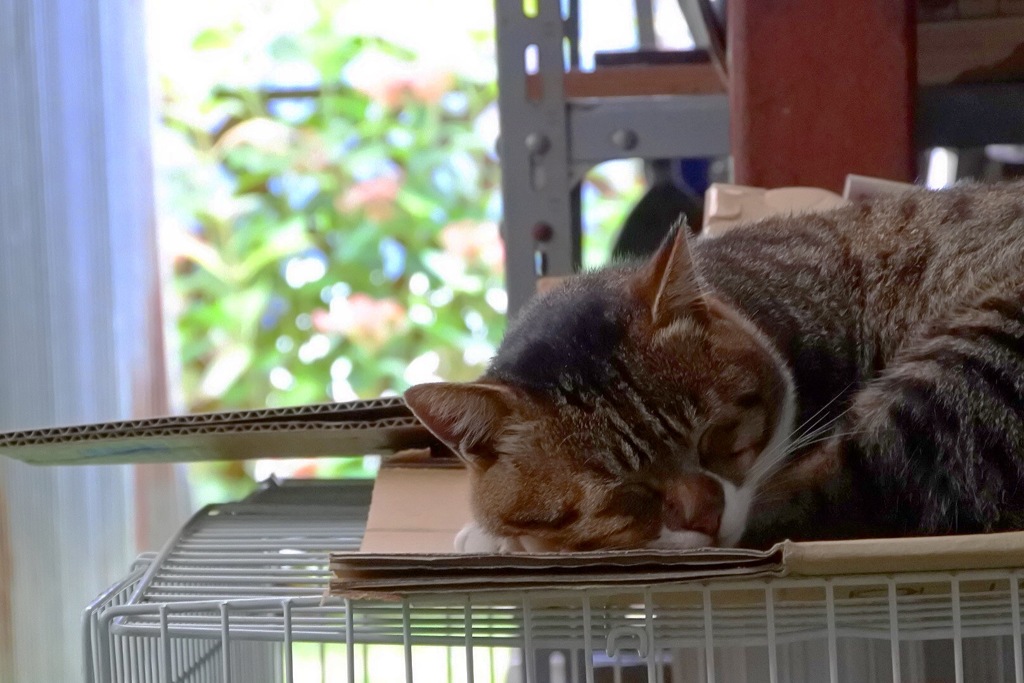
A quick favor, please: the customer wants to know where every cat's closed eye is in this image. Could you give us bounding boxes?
[698,398,769,484]
[506,507,580,531]
[699,420,742,464]
[616,482,661,511]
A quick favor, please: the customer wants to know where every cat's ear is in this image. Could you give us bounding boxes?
[404,382,516,468]
[635,218,706,327]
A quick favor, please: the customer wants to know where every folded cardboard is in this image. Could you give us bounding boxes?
[331,460,1024,597]
[331,548,786,595]
[702,184,848,237]
[0,397,437,465]
[701,174,916,238]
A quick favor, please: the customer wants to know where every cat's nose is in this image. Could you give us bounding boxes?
[663,474,724,537]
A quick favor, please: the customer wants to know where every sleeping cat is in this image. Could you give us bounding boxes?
[405,181,1024,552]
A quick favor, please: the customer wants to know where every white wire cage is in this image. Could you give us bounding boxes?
[85,478,1024,683]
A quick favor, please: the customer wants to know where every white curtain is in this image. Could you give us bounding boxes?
[0,0,188,679]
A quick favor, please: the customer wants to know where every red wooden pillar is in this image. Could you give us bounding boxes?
[728,1,917,192]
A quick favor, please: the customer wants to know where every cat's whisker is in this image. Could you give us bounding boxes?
[746,388,854,484]
[789,412,836,447]
[788,401,857,451]
[791,383,853,432]
[788,419,838,449]
[747,423,818,482]
[790,415,841,451]
[803,428,863,444]
[784,419,846,455]
[788,384,855,442]
[750,426,871,506]
[746,405,856,486]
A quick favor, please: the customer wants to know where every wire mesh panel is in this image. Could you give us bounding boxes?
[85,479,1024,683]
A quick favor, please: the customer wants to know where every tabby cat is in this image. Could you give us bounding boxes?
[404,181,1024,552]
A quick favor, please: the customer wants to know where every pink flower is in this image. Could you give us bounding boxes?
[215,117,294,155]
[312,293,406,345]
[440,220,504,272]
[294,129,331,173]
[356,64,454,108]
[336,176,401,221]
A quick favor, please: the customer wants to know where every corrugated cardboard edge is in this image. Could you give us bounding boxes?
[337,547,779,572]
[329,566,789,597]
[0,396,411,441]
[0,398,442,465]
[781,531,1024,576]
[329,545,787,596]
[2,420,434,465]
[329,560,787,596]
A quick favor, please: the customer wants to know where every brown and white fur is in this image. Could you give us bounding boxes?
[406,181,1024,552]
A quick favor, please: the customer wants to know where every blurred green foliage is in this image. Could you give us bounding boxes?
[156,0,641,504]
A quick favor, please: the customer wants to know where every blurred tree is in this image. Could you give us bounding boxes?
[153,0,642,502]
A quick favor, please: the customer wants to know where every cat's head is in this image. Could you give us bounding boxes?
[405,228,794,551]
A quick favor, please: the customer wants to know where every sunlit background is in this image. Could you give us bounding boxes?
[146,0,695,505]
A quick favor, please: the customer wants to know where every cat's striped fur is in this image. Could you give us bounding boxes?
[406,181,1024,551]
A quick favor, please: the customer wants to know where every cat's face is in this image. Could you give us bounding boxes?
[405,228,794,551]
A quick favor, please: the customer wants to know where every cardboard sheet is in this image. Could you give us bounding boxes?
[330,548,786,594]
[331,532,1024,597]
[781,531,1024,576]
[0,397,437,465]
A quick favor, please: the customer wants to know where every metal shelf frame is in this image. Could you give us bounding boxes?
[494,0,1024,316]
[495,0,732,315]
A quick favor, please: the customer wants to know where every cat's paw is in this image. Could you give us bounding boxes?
[646,529,715,550]
[497,535,528,553]
[454,522,508,553]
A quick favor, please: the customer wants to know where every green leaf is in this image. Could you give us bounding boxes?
[233,216,311,283]
[267,35,306,61]
[198,343,253,399]
[192,26,239,51]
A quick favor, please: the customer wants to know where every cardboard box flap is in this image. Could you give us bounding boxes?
[0,397,440,465]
